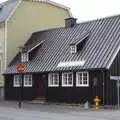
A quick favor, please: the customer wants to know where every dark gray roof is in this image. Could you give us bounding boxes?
[4,15,120,74]
[0,0,20,24]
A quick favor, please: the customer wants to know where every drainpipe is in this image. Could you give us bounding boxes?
[4,21,7,70]
[102,70,105,107]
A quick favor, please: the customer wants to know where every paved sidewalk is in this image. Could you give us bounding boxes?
[0,100,117,112]
[0,100,119,120]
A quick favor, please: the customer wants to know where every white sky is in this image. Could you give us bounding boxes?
[0,0,120,22]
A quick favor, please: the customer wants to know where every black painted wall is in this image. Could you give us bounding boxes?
[5,74,36,100]
[4,70,115,105]
[46,70,109,104]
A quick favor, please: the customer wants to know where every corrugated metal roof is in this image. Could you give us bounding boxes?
[0,0,21,24]
[4,15,120,74]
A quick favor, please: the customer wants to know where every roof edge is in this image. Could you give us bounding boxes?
[3,68,108,75]
[77,14,120,25]
[107,43,120,69]
[0,0,15,6]
[30,0,73,17]
[6,0,22,22]
[27,40,45,53]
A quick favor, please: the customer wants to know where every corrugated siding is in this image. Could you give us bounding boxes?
[5,15,120,74]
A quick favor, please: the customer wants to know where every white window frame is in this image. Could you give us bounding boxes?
[48,73,59,87]
[76,72,89,87]
[24,74,32,87]
[62,72,73,87]
[21,52,29,62]
[13,75,21,87]
[70,45,77,54]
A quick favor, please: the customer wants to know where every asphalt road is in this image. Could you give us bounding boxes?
[0,101,119,120]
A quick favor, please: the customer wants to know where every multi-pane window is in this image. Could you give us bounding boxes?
[13,75,21,87]
[21,53,29,62]
[48,73,59,87]
[70,45,77,53]
[62,73,73,87]
[76,72,89,87]
[24,75,32,87]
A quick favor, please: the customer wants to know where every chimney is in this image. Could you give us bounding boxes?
[65,18,77,28]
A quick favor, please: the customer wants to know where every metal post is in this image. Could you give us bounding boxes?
[17,46,26,108]
[118,79,119,108]
[18,74,21,108]
[102,70,105,107]
[18,74,22,108]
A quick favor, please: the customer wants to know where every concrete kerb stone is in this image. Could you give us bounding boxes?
[24,101,109,111]
[0,100,119,111]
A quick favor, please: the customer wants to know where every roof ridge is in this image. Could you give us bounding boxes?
[33,27,64,35]
[77,14,120,25]
[0,0,21,6]
[29,0,72,17]
[33,14,120,35]
[29,0,70,10]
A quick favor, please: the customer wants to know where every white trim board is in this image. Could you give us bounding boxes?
[27,40,45,53]
[31,0,72,17]
[32,0,70,9]
[6,0,22,22]
[107,43,120,69]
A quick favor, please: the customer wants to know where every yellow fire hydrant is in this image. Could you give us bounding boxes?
[94,96,101,110]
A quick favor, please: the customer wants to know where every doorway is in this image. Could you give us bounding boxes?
[36,75,45,98]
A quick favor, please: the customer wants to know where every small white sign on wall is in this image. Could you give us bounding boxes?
[110,76,120,80]
[57,60,85,67]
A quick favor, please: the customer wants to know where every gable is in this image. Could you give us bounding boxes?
[0,0,71,24]
[69,31,90,53]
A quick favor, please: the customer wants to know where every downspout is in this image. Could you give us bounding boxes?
[102,70,105,107]
[4,21,7,70]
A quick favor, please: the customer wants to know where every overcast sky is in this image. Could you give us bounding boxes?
[0,0,120,22]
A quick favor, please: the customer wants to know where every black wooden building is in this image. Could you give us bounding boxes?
[4,15,120,105]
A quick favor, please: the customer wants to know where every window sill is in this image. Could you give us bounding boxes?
[48,85,59,87]
[24,85,32,87]
[62,85,73,87]
[13,86,20,87]
[76,85,89,87]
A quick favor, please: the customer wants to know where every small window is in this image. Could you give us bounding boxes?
[76,72,89,87]
[13,75,21,87]
[48,73,59,87]
[24,75,32,87]
[70,45,77,53]
[21,52,29,62]
[62,73,73,87]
